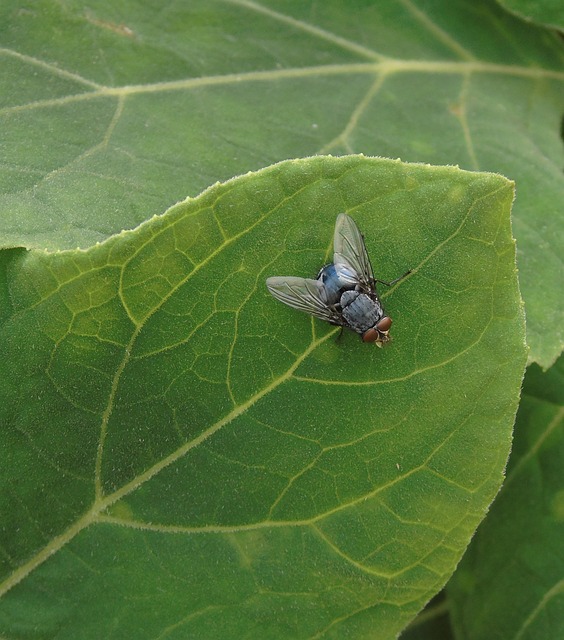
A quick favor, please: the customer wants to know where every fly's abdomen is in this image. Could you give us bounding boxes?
[340,290,383,334]
[317,263,358,304]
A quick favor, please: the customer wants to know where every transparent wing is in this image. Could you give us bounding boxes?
[266,276,343,325]
[333,213,374,288]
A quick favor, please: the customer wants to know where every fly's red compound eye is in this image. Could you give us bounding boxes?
[362,328,380,343]
[376,316,392,332]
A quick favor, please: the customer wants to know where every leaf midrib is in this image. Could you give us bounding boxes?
[0,327,335,599]
[2,57,563,118]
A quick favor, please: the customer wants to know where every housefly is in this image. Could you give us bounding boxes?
[266,213,410,346]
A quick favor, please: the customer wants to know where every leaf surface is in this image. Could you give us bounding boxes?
[448,354,564,640]
[0,156,526,638]
[0,0,562,366]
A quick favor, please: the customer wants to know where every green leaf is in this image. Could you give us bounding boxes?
[448,355,564,640]
[495,0,564,31]
[1,0,562,366]
[399,593,455,639]
[0,156,526,638]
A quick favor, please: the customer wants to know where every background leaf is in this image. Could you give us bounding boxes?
[495,0,564,31]
[447,354,564,640]
[0,156,526,638]
[399,594,454,639]
[0,0,562,366]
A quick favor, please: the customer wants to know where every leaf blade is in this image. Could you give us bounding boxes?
[0,156,526,638]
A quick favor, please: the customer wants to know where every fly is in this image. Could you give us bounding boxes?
[266,213,410,346]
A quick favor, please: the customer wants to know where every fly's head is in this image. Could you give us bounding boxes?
[362,316,392,347]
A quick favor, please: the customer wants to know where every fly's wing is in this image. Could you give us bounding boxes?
[333,213,375,288]
[266,276,343,325]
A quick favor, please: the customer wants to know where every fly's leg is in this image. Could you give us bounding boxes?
[374,269,412,287]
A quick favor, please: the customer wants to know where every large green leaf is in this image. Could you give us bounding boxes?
[1,0,562,366]
[0,156,526,638]
[448,354,564,640]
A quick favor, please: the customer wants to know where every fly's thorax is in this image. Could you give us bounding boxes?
[340,290,384,334]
